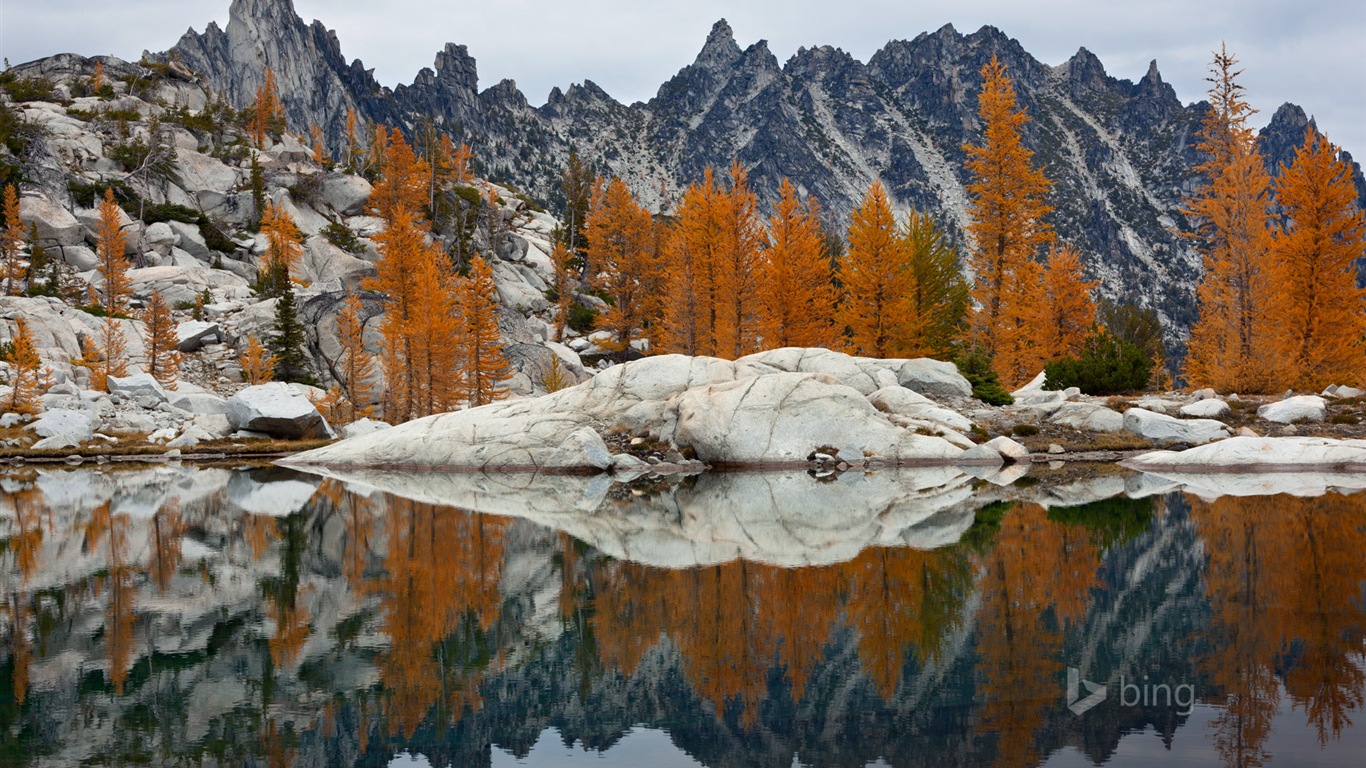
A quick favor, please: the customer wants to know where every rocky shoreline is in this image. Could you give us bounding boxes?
[278,348,1366,476]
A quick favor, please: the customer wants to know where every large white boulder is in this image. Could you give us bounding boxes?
[1050,402,1124,432]
[737,348,898,395]
[169,391,230,416]
[165,220,212,260]
[867,386,972,431]
[1257,395,1326,424]
[1123,436,1366,472]
[1179,399,1230,418]
[1123,408,1231,445]
[107,372,169,404]
[27,408,94,442]
[283,351,971,471]
[19,193,83,246]
[890,358,973,398]
[300,235,375,289]
[173,150,240,216]
[673,373,961,464]
[320,173,373,216]
[175,319,222,352]
[128,265,250,305]
[226,383,334,440]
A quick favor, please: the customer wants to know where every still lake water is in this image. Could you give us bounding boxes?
[0,463,1362,767]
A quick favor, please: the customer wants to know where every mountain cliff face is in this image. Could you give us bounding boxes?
[166,0,1364,348]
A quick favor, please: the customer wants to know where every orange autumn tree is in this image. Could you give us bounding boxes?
[258,199,304,296]
[457,256,512,407]
[247,66,285,147]
[140,290,183,390]
[331,294,377,422]
[1183,45,1275,393]
[367,205,460,421]
[836,181,918,358]
[239,335,277,384]
[4,316,49,414]
[963,56,1054,386]
[1032,243,1097,362]
[586,178,658,352]
[308,123,330,168]
[1265,126,1366,389]
[2,184,23,295]
[756,178,836,349]
[715,161,764,357]
[93,188,130,389]
[343,107,364,171]
[369,130,430,227]
[662,169,723,355]
[551,240,575,341]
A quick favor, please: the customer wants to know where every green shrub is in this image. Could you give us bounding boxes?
[69,179,138,208]
[568,304,597,335]
[321,222,363,254]
[141,202,201,226]
[954,347,1014,406]
[1044,328,1151,395]
[0,74,55,103]
[1011,424,1040,437]
[1329,413,1360,425]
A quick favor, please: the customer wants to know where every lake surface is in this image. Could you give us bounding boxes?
[0,463,1362,767]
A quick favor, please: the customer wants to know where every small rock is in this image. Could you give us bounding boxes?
[1047,444,1065,455]
[1192,387,1217,401]
[1235,427,1260,437]
[982,436,1031,462]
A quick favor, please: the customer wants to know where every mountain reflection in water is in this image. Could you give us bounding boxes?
[0,465,1362,767]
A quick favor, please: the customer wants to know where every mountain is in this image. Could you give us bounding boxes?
[161,0,1360,348]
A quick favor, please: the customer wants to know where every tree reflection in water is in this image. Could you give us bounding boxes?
[0,467,1361,768]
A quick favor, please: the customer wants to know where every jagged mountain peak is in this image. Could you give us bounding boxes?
[699,18,743,65]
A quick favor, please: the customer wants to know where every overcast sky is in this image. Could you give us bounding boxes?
[3,0,1363,151]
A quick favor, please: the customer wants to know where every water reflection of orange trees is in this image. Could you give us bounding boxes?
[1192,492,1366,767]
[363,498,508,737]
[86,502,136,695]
[973,503,1103,768]
[591,546,975,724]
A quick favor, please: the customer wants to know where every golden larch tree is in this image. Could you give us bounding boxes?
[96,188,130,316]
[247,66,285,148]
[1032,243,1097,362]
[259,199,303,295]
[344,107,364,171]
[1265,126,1366,389]
[140,290,182,390]
[963,56,1054,381]
[368,129,430,228]
[662,170,723,355]
[366,205,459,421]
[457,256,512,407]
[551,240,575,341]
[836,181,917,358]
[587,178,659,352]
[333,294,377,422]
[308,123,330,168]
[715,161,764,357]
[756,178,836,349]
[239,335,278,384]
[2,184,23,296]
[4,316,49,414]
[91,60,105,93]
[1183,45,1276,393]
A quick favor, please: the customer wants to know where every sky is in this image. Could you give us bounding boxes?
[2,0,1363,151]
